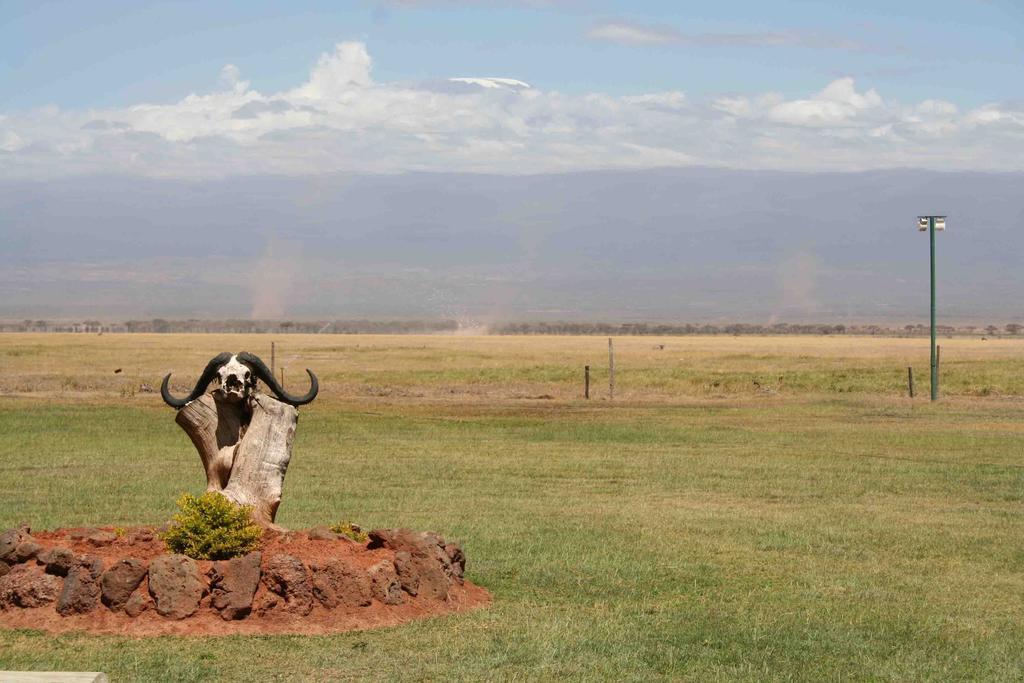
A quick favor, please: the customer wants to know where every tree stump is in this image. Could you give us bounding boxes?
[174,392,298,528]
[162,352,318,529]
[221,394,297,527]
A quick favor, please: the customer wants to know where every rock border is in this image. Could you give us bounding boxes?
[0,525,484,635]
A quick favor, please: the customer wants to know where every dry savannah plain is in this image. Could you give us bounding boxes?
[1,332,1023,681]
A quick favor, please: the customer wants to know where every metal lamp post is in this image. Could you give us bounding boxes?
[918,215,946,401]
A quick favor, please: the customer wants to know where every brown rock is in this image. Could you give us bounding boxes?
[366,528,406,550]
[127,529,155,544]
[11,540,42,563]
[148,554,206,619]
[0,562,9,579]
[0,527,30,564]
[367,560,404,605]
[37,547,77,576]
[209,551,261,621]
[371,529,453,600]
[311,559,372,609]
[445,543,466,583]
[252,591,279,616]
[262,554,313,616]
[307,527,339,541]
[0,564,62,609]
[86,530,117,547]
[101,559,148,611]
[369,528,449,556]
[78,554,104,580]
[424,551,456,599]
[421,533,459,572]
[392,551,420,596]
[56,567,101,615]
[123,589,152,618]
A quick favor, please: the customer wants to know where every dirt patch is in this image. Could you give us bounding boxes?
[0,525,490,637]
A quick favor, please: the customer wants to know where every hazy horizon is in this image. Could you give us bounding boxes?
[3,167,1021,325]
[3,3,1022,324]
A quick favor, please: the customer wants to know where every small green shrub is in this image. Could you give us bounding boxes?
[161,492,263,560]
[329,521,369,543]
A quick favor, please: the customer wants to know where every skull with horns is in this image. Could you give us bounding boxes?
[161,352,318,408]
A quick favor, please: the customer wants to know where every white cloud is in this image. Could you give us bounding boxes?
[768,78,884,127]
[219,64,246,91]
[0,130,27,152]
[712,78,886,129]
[622,92,688,110]
[449,77,531,89]
[586,21,879,53]
[290,42,373,98]
[0,41,1023,178]
[964,104,1024,129]
[587,22,677,46]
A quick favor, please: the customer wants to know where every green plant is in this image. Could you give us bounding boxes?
[161,492,262,560]
[329,521,369,543]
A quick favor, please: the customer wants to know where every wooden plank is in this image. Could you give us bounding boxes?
[0,673,108,682]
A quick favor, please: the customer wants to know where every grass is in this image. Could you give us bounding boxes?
[0,333,1022,680]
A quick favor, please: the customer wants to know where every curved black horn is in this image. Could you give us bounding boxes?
[237,351,319,406]
[161,352,233,409]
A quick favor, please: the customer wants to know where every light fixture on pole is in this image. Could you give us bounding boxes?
[918,215,946,401]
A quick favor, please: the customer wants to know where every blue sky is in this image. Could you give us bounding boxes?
[1,0,1022,177]
[3,0,1021,109]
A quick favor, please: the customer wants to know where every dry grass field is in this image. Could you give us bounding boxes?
[1,333,1023,681]
[3,332,1024,401]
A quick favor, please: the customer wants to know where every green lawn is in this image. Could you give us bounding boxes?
[1,391,1022,681]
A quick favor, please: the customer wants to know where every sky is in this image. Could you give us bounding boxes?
[1,0,1023,177]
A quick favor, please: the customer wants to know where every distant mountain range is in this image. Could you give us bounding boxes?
[1,168,1021,323]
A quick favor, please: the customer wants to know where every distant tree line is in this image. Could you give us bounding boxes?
[0,319,459,334]
[2,318,1023,337]
[490,322,1023,337]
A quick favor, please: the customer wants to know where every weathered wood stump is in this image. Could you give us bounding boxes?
[161,352,317,528]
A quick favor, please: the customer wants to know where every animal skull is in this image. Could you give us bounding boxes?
[213,355,255,403]
[161,351,319,408]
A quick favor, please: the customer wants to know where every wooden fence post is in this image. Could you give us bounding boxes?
[608,338,615,401]
[271,341,276,376]
[584,365,590,399]
[908,366,915,398]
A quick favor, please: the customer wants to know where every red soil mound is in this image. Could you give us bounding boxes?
[0,524,490,637]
